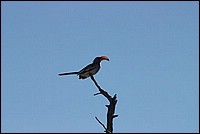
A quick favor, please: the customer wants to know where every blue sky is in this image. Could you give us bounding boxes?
[2,1,199,133]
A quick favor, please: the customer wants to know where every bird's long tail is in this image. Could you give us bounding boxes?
[58,72,79,76]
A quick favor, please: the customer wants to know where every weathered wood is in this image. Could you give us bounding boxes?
[91,76,118,133]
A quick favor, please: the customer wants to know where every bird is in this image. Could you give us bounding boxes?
[58,56,109,79]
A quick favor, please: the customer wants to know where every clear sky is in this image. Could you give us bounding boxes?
[2,1,199,133]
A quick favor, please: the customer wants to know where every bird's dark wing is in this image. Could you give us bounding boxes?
[78,63,95,74]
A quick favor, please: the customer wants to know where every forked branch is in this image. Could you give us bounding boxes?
[90,76,118,133]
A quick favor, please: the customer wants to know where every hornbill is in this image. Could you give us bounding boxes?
[58,56,109,79]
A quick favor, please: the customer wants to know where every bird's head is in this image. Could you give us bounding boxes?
[93,56,109,63]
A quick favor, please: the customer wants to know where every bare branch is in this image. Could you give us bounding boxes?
[90,76,112,102]
[90,75,101,90]
[91,76,118,133]
[94,92,101,96]
[95,116,108,132]
[113,115,118,118]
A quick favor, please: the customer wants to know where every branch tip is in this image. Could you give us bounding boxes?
[94,92,101,96]
[113,115,118,118]
[95,116,107,132]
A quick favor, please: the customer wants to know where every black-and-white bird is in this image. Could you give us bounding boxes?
[58,56,109,79]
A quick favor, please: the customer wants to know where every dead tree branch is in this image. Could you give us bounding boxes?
[91,76,118,133]
[95,116,109,133]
